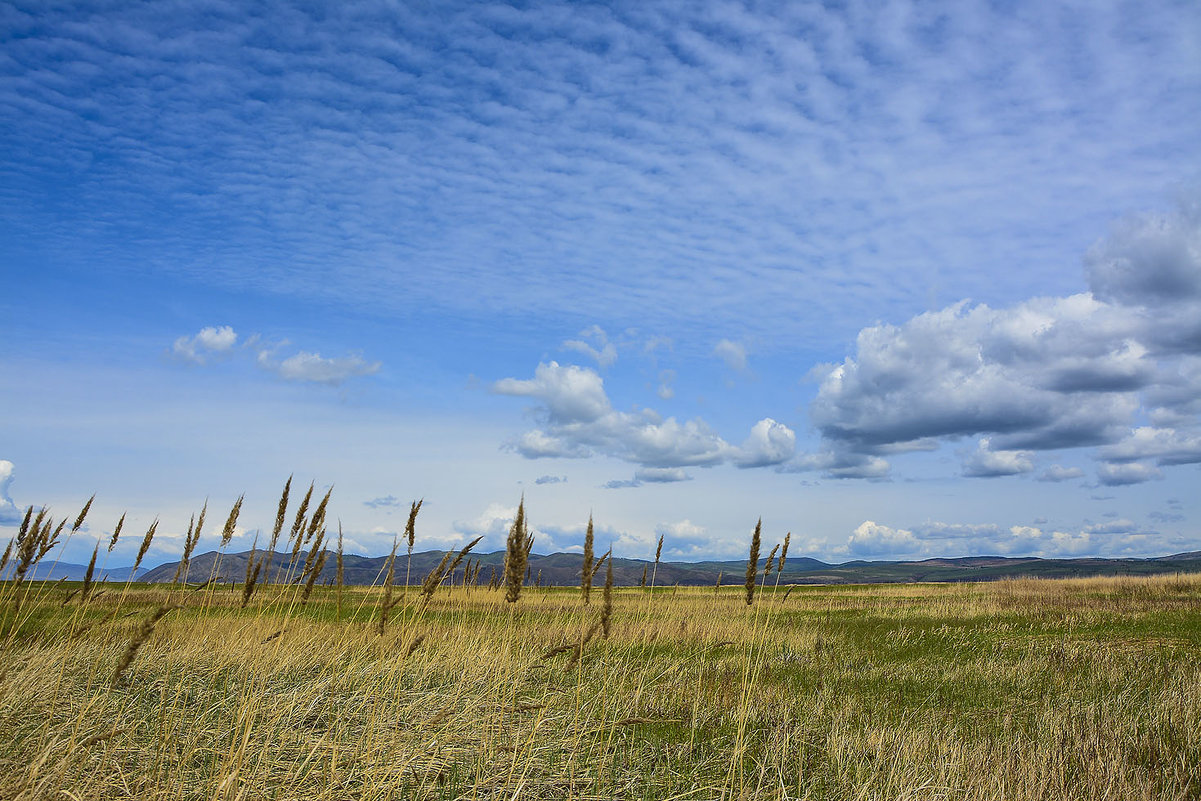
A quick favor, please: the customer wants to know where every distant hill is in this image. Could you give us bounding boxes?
[135,549,1201,587]
[0,561,148,582]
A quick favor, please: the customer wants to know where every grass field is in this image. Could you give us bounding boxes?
[1,572,1199,800]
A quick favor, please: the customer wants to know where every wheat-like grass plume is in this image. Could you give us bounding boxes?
[745,518,761,606]
[763,542,779,583]
[107,512,125,553]
[132,519,157,575]
[265,476,292,580]
[403,499,422,593]
[503,499,531,604]
[111,604,175,687]
[81,540,99,602]
[241,533,261,609]
[581,514,594,605]
[219,494,244,549]
[377,535,399,635]
[71,494,95,533]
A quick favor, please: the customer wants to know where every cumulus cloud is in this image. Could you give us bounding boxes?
[1096,461,1163,486]
[962,438,1034,478]
[256,349,380,385]
[495,361,793,473]
[805,195,1201,481]
[1038,465,1085,482]
[533,475,566,485]
[735,418,797,468]
[0,460,21,525]
[172,325,237,364]
[452,502,586,553]
[562,325,617,368]
[846,517,1170,559]
[172,327,380,385]
[713,340,748,372]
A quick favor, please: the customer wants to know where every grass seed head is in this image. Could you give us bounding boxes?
[745,518,761,606]
[108,512,126,552]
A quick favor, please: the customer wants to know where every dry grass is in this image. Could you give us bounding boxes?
[1,572,1200,799]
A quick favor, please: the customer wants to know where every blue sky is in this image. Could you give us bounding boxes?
[2,0,1200,567]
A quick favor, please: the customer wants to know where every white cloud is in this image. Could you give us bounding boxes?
[962,438,1034,478]
[1096,461,1163,486]
[172,325,237,364]
[257,350,380,385]
[562,325,617,368]
[1099,426,1201,466]
[809,195,1201,481]
[0,460,21,525]
[494,361,747,469]
[713,339,748,372]
[656,369,676,400]
[1038,465,1085,482]
[846,517,1172,559]
[847,521,920,557]
[735,418,797,468]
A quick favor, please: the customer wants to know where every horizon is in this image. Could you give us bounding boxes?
[3,1,1200,566]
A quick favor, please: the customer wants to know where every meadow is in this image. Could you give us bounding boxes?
[2,570,1200,800]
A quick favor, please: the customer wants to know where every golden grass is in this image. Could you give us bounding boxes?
[0,574,1199,799]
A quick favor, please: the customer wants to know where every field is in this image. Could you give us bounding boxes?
[2,572,1200,800]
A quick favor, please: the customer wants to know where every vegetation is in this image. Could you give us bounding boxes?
[1,494,1200,799]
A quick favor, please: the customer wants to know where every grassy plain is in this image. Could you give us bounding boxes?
[1,574,1200,800]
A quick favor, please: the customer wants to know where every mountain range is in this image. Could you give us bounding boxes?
[128,549,1201,587]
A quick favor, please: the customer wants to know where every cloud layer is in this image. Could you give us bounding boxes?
[5,1,1197,347]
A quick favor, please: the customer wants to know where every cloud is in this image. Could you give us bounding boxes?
[533,475,566,485]
[562,325,617,368]
[846,517,1172,559]
[713,340,748,372]
[496,361,786,471]
[1038,465,1085,482]
[256,349,380,385]
[656,369,676,401]
[1096,462,1163,486]
[807,195,1201,480]
[4,1,1198,358]
[363,495,402,509]
[452,502,590,553]
[605,466,693,488]
[172,328,380,385]
[172,326,237,364]
[734,418,797,468]
[962,438,1034,478]
[1098,427,1201,466]
[0,460,21,525]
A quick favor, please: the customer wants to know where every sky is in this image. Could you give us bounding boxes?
[2,0,1200,568]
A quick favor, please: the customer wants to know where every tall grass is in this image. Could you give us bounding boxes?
[2,491,1200,800]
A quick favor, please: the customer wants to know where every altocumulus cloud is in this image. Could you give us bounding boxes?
[493,361,795,472]
[801,194,1201,485]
